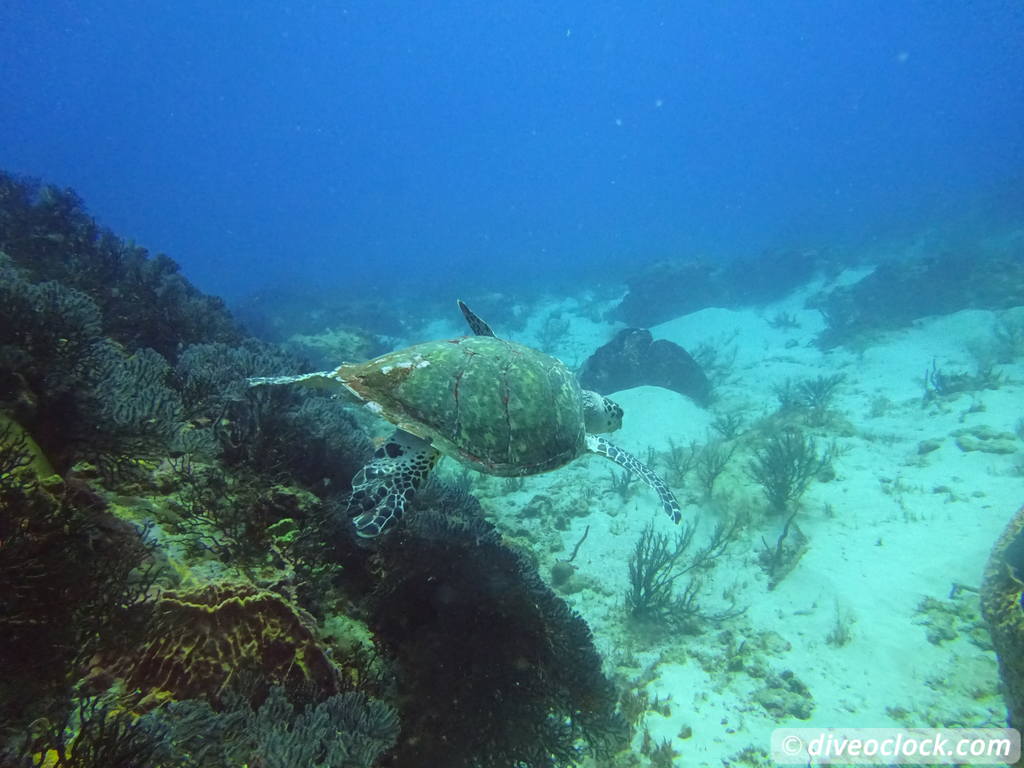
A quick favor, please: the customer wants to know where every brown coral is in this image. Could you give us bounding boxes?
[89,582,340,706]
[981,504,1024,745]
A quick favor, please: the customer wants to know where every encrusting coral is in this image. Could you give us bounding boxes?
[86,582,343,708]
[981,504,1024,751]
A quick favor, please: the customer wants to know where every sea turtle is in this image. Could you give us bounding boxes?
[249,301,682,537]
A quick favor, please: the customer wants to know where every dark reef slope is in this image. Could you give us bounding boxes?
[0,172,625,768]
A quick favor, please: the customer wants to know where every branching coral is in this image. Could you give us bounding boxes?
[0,259,107,442]
[3,684,398,768]
[91,348,183,441]
[694,439,737,497]
[758,512,810,589]
[369,485,627,767]
[0,265,105,394]
[81,346,187,481]
[168,456,275,565]
[175,339,373,487]
[175,340,301,421]
[0,172,240,361]
[168,453,338,576]
[156,685,398,768]
[1,174,372,492]
[4,694,180,768]
[772,374,845,427]
[0,258,187,477]
[922,359,1003,401]
[0,419,34,491]
[746,428,830,513]
[626,517,744,634]
[0,472,157,738]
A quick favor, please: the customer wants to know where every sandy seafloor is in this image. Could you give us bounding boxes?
[412,270,1023,766]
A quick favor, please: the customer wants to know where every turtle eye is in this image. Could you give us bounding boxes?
[603,398,624,431]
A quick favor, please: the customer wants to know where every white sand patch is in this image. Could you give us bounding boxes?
[513,293,624,370]
[477,295,1022,766]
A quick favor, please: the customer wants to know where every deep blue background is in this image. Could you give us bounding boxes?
[2,1,1022,301]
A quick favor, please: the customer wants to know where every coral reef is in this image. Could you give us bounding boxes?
[752,670,814,720]
[0,172,665,767]
[233,285,408,341]
[168,457,324,570]
[84,346,189,481]
[0,174,389,758]
[813,251,1024,348]
[981,505,1024,736]
[4,684,398,768]
[6,695,180,768]
[579,327,711,405]
[916,592,991,648]
[922,360,1003,402]
[156,685,398,768]
[86,582,342,708]
[625,517,744,636]
[0,172,240,359]
[613,250,821,327]
[175,339,373,486]
[746,428,831,513]
[612,260,721,327]
[0,456,156,737]
[368,485,627,767]
[0,258,108,469]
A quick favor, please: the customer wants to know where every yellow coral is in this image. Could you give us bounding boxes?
[0,413,55,481]
[89,582,341,706]
[981,505,1024,739]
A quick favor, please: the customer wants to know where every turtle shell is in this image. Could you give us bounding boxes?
[333,335,586,476]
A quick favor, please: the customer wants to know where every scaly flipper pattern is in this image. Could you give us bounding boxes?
[585,434,682,523]
[348,430,440,537]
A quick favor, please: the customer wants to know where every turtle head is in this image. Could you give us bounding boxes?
[582,390,623,434]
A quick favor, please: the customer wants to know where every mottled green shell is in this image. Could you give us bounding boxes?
[334,336,586,476]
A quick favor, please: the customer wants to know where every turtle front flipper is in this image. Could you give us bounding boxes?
[585,434,682,524]
[458,299,496,337]
[348,430,440,537]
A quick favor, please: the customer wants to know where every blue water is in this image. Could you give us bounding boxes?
[2,1,1022,302]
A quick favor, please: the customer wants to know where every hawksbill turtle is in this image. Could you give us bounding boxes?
[250,301,682,537]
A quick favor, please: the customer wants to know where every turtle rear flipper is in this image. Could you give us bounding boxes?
[585,434,682,523]
[248,370,345,392]
[348,430,440,537]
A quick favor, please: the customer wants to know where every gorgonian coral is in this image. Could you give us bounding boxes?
[368,485,627,768]
[0,172,240,360]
